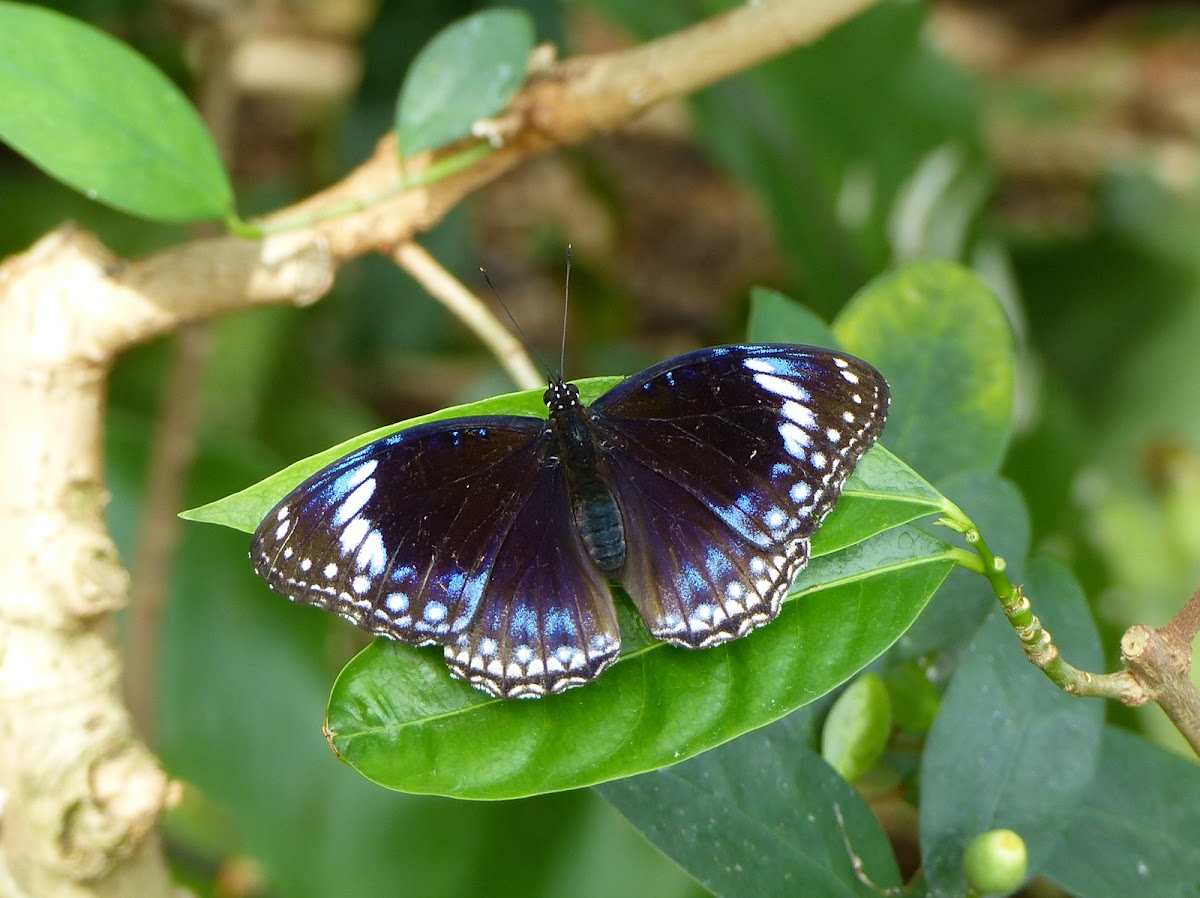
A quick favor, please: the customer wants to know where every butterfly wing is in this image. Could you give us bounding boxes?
[590,344,888,648]
[251,416,620,698]
[442,454,620,698]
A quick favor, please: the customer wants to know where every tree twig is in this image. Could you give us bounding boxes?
[390,242,542,390]
[1121,587,1200,757]
[960,520,1200,755]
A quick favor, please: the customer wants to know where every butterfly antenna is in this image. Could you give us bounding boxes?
[480,267,555,382]
[559,245,575,379]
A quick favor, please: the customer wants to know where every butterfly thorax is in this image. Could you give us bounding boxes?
[545,379,626,573]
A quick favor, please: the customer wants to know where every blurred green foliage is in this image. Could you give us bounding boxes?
[5,0,1200,896]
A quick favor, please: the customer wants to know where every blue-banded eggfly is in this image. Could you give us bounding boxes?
[251,344,888,698]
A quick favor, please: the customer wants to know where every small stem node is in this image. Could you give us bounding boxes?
[961,516,1200,755]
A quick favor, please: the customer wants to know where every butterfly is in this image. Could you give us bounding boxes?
[251,344,888,699]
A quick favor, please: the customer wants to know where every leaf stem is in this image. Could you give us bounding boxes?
[967,526,1143,702]
[224,210,263,239]
[960,518,1200,755]
[948,546,983,574]
[253,142,496,236]
[390,241,542,390]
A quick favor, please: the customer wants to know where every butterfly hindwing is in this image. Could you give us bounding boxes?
[252,416,621,697]
[603,451,811,647]
[591,345,888,647]
[443,457,620,698]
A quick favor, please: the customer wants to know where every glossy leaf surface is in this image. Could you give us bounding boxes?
[326,523,954,798]
[600,714,901,898]
[188,349,955,799]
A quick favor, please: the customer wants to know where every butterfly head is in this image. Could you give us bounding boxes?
[543,379,582,417]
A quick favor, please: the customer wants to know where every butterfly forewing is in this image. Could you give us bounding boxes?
[254,419,543,641]
[591,345,888,648]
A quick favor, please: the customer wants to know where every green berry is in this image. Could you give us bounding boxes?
[964,828,1028,895]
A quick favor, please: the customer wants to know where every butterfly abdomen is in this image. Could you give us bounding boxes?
[572,476,626,572]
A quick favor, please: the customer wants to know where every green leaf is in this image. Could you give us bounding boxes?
[0,2,232,222]
[1043,726,1200,898]
[599,715,902,898]
[325,524,954,799]
[747,287,838,347]
[186,334,955,800]
[396,8,534,158]
[919,557,1104,897]
[882,659,939,733]
[834,261,1015,481]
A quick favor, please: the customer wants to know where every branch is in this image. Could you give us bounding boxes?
[93,0,876,355]
[964,524,1200,756]
[92,231,334,355]
[1122,588,1200,757]
[391,242,542,390]
[0,230,182,896]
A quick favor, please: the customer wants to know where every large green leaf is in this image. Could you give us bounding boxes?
[834,261,1015,481]
[1043,726,1200,898]
[599,714,901,898]
[0,2,232,222]
[186,298,957,800]
[326,524,955,799]
[919,557,1104,897]
[395,8,534,157]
